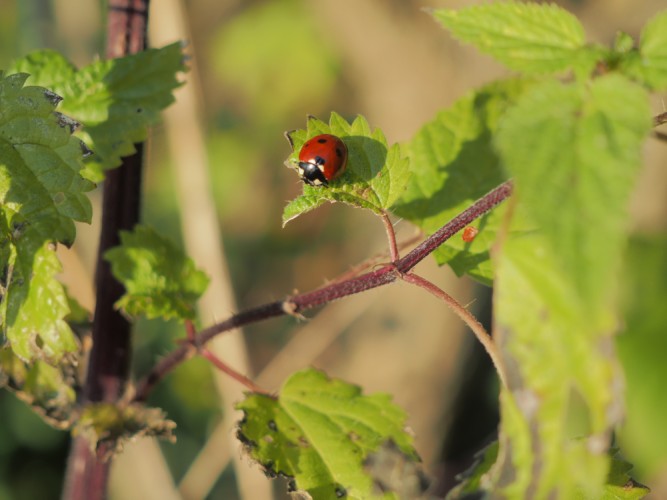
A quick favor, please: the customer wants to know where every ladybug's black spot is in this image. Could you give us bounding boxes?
[317,138,328,144]
[335,147,344,158]
[314,155,326,165]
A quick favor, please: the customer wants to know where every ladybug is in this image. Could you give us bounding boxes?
[296,134,348,186]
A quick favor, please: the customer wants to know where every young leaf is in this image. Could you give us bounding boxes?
[0,347,78,428]
[432,2,599,75]
[495,76,651,311]
[282,113,410,226]
[392,78,531,285]
[74,402,176,458]
[618,10,667,90]
[8,42,185,180]
[104,225,209,321]
[0,72,91,362]
[237,368,418,499]
[602,449,650,500]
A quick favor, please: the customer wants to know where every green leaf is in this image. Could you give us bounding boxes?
[393,78,531,285]
[282,113,410,226]
[0,72,93,244]
[104,225,209,321]
[237,368,418,500]
[74,402,176,458]
[8,43,185,179]
[4,238,79,361]
[0,72,90,362]
[0,348,78,428]
[617,236,667,479]
[491,76,650,497]
[602,449,650,500]
[445,441,498,499]
[495,76,651,311]
[432,2,598,75]
[493,230,617,498]
[618,10,667,90]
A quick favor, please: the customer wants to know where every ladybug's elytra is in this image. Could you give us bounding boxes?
[297,134,348,186]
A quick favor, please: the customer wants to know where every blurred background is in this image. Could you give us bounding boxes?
[0,0,666,499]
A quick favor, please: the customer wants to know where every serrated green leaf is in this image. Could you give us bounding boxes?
[105,225,209,321]
[393,78,531,285]
[74,402,176,458]
[496,76,651,311]
[282,113,410,226]
[618,10,667,90]
[8,43,185,178]
[601,449,650,500]
[433,2,598,75]
[237,368,418,500]
[0,72,93,244]
[0,72,89,362]
[491,75,651,498]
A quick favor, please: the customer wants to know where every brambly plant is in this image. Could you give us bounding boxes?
[1,1,666,499]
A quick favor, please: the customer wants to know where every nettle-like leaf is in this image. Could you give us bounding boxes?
[74,402,176,458]
[432,1,602,76]
[237,368,418,500]
[105,225,209,321]
[282,113,410,225]
[393,78,531,285]
[0,347,78,428]
[0,72,92,362]
[8,42,185,180]
[496,76,651,311]
[618,10,667,90]
[491,76,651,497]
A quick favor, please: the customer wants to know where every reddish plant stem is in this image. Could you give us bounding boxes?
[133,180,513,402]
[401,272,508,388]
[200,348,270,395]
[381,211,400,262]
[62,2,150,500]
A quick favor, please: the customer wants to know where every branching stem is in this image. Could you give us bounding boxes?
[133,180,513,401]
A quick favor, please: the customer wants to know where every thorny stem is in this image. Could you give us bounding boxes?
[401,272,508,388]
[133,180,513,402]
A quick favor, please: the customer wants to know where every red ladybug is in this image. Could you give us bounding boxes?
[297,134,348,186]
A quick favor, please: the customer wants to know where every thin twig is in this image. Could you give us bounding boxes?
[400,272,508,388]
[381,211,400,262]
[132,180,514,402]
[200,348,271,395]
[654,111,667,127]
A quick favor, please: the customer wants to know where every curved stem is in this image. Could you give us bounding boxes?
[400,271,508,388]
